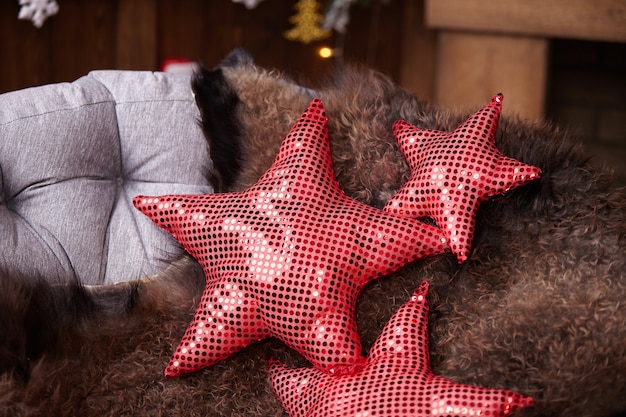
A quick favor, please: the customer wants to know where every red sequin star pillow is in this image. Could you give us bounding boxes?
[384,94,541,263]
[133,99,448,378]
[269,280,534,417]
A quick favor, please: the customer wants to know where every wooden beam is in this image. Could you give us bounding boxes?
[434,32,548,120]
[425,0,626,43]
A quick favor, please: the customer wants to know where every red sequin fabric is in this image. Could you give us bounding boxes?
[133,99,448,378]
[270,280,534,417]
[384,94,542,263]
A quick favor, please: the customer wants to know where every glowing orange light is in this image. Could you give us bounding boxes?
[318,46,334,59]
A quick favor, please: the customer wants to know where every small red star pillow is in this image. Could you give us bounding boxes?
[269,280,534,417]
[384,94,542,263]
[133,99,448,378]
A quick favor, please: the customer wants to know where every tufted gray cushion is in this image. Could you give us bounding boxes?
[0,71,213,285]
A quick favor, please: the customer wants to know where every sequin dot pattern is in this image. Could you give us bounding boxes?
[269,281,534,417]
[133,99,448,378]
[384,94,542,263]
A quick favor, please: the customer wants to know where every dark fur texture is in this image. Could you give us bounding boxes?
[1,49,625,417]
[193,56,244,192]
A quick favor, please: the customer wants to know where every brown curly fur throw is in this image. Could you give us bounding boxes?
[1,49,625,417]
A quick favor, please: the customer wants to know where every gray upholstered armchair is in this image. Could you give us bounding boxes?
[0,71,212,285]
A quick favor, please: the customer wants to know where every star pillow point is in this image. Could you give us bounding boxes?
[269,280,534,417]
[133,98,448,378]
[385,94,542,263]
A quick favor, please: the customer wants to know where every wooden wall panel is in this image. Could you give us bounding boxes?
[51,0,116,81]
[117,0,157,70]
[0,0,407,94]
[399,0,436,101]
[202,0,239,65]
[0,1,53,93]
[342,1,404,82]
[157,0,204,67]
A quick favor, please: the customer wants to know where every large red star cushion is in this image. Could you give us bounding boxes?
[384,94,541,263]
[269,280,534,417]
[133,99,448,378]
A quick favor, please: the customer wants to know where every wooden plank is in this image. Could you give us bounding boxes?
[116,0,157,70]
[434,32,548,120]
[233,0,293,70]
[202,0,240,66]
[399,0,437,101]
[0,1,52,93]
[368,0,406,83]
[158,0,204,67]
[52,0,117,83]
[425,0,626,43]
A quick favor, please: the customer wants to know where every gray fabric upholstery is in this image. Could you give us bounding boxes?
[0,71,213,285]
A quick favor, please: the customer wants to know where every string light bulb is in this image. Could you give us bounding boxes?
[318,46,334,59]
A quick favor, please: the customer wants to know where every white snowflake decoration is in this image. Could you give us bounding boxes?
[232,0,265,10]
[18,0,59,28]
[322,0,357,33]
